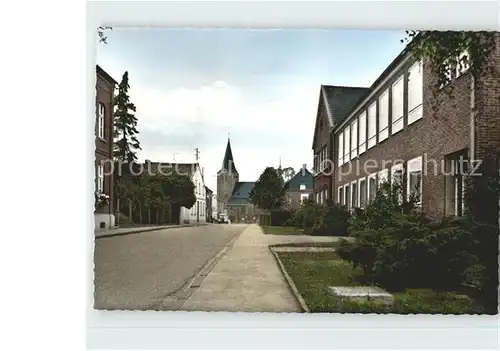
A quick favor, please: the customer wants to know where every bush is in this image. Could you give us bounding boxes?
[311,202,350,236]
[393,289,483,314]
[285,199,323,229]
[270,209,295,226]
[337,181,499,313]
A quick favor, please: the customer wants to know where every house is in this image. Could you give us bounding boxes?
[94,65,117,229]
[315,34,500,222]
[141,161,207,224]
[284,165,314,210]
[217,138,267,223]
[311,85,369,205]
[205,186,213,222]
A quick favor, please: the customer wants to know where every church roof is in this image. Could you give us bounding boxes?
[219,138,239,175]
[228,181,255,203]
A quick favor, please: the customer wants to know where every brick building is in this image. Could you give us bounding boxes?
[283,166,314,210]
[94,65,117,229]
[312,34,500,223]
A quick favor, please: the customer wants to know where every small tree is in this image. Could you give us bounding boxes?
[114,71,141,163]
[249,167,288,213]
[98,26,112,44]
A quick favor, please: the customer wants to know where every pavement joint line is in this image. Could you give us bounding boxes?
[269,247,310,313]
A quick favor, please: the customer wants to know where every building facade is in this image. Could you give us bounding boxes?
[311,85,369,205]
[205,186,213,222]
[322,35,500,223]
[94,65,117,229]
[284,166,314,210]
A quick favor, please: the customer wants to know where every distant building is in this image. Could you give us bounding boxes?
[284,166,314,210]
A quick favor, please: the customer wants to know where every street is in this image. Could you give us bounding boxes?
[93,224,247,310]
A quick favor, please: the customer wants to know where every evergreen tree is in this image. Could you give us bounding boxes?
[113,71,141,163]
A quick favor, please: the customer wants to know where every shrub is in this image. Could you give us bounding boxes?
[311,202,350,236]
[285,199,323,229]
[270,209,295,226]
[393,289,483,314]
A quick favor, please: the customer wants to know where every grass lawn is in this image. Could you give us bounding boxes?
[277,251,484,314]
[271,242,339,248]
[261,226,303,235]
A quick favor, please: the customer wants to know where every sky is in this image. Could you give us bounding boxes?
[96,28,406,192]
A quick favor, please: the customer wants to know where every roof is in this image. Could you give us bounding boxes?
[322,85,370,126]
[285,168,314,192]
[229,182,255,202]
[218,138,239,175]
[96,65,117,85]
[205,186,213,194]
[312,85,369,149]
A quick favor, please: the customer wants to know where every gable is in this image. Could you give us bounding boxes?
[311,90,331,150]
[285,169,314,192]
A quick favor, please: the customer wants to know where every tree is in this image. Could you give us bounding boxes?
[161,173,196,209]
[402,31,496,93]
[279,167,295,182]
[98,26,112,44]
[114,71,141,163]
[249,167,288,211]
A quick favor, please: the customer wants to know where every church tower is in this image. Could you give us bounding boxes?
[217,138,239,212]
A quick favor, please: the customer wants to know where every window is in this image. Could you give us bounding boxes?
[391,76,404,134]
[358,111,367,154]
[351,181,357,208]
[358,178,367,208]
[368,173,377,203]
[338,186,344,205]
[350,119,358,159]
[378,90,389,142]
[456,50,470,77]
[323,188,328,203]
[96,164,104,192]
[300,193,309,204]
[299,184,306,190]
[451,157,468,216]
[391,163,404,203]
[344,127,350,163]
[367,102,377,149]
[338,133,344,166]
[378,168,389,187]
[344,184,350,209]
[97,103,105,139]
[408,61,423,125]
[316,192,320,203]
[407,156,423,205]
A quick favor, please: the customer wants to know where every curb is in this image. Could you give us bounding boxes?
[95,223,209,239]
[164,227,245,310]
[269,247,311,313]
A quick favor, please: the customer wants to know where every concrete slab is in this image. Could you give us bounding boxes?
[329,286,394,306]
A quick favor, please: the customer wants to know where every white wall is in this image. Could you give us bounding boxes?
[95,213,115,229]
[179,165,207,224]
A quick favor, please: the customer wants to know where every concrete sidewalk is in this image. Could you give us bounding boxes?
[180,224,335,313]
[95,223,208,238]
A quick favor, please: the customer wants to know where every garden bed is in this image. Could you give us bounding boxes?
[276,251,484,314]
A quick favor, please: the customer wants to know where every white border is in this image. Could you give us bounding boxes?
[86,1,499,350]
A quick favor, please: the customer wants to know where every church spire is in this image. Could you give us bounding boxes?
[220,137,238,175]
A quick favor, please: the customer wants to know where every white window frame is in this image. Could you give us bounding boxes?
[300,193,309,204]
[338,133,344,166]
[323,188,328,203]
[391,163,404,204]
[367,101,377,149]
[408,61,423,125]
[98,103,105,139]
[344,127,350,163]
[358,177,367,209]
[378,89,389,142]
[391,75,404,134]
[337,186,342,205]
[350,118,358,160]
[367,173,377,203]
[96,164,104,192]
[407,156,423,206]
[358,111,367,154]
[350,180,358,209]
[344,184,350,209]
[299,184,306,190]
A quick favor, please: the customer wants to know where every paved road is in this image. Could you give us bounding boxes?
[94,224,247,310]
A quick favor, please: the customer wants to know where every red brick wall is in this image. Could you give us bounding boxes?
[313,96,333,201]
[334,55,472,219]
[95,72,115,214]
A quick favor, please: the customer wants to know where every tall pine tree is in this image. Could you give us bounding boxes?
[114,71,141,163]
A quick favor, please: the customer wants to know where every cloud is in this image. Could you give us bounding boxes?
[128,80,318,191]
